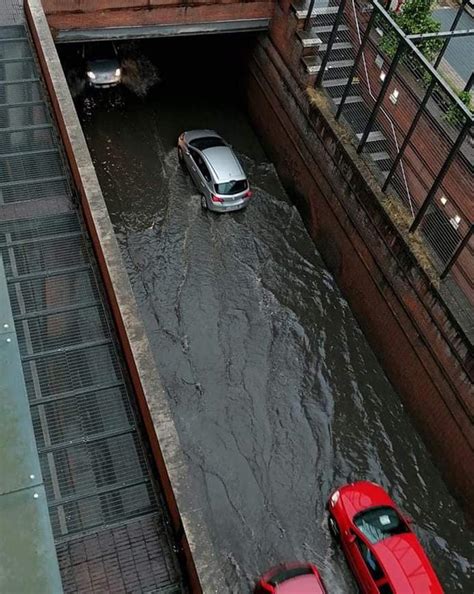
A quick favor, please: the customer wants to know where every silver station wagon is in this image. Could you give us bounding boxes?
[178,130,252,212]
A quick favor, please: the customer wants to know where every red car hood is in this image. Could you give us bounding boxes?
[373,533,444,593]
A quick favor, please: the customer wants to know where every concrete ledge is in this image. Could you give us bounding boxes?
[25,1,227,592]
[54,18,271,43]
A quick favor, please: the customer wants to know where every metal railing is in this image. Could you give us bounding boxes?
[304,0,473,301]
[0,21,184,592]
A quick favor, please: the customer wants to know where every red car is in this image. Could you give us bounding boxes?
[327,481,444,594]
[254,562,327,593]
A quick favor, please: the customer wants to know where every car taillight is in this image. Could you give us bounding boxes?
[259,581,275,594]
[211,195,224,204]
[245,190,252,198]
[310,564,321,579]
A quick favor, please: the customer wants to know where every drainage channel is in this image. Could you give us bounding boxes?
[0,23,185,593]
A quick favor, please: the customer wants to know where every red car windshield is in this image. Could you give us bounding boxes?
[354,506,409,544]
[268,566,313,586]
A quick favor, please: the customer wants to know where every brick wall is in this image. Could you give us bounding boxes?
[41,0,275,32]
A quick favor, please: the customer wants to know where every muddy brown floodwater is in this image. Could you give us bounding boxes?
[64,35,474,593]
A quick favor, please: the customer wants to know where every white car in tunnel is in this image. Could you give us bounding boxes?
[178,130,252,212]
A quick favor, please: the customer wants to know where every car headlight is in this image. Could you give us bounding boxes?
[330,490,340,506]
[86,71,96,80]
[115,68,121,77]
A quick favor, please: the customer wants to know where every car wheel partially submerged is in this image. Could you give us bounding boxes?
[178,146,185,166]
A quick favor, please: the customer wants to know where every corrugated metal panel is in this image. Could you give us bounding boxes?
[0,20,184,592]
[0,58,37,80]
[0,255,64,593]
[1,212,164,545]
[0,80,42,104]
[0,126,56,153]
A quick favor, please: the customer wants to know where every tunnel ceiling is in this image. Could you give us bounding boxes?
[54,19,271,44]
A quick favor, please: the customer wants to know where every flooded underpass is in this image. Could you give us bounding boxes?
[60,35,474,592]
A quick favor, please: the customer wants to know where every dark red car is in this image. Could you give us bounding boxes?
[327,481,444,594]
[254,562,327,593]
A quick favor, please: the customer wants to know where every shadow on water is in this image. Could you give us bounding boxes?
[60,34,474,593]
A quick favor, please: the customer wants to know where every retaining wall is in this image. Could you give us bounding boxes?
[245,31,474,515]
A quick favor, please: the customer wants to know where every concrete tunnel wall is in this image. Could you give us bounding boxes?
[244,3,473,516]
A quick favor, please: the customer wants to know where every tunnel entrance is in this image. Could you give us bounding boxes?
[58,33,474,593]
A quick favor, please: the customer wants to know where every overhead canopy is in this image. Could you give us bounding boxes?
[54,18,271,43]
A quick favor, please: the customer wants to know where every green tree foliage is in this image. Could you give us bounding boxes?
[443,90,473,127]
[380,0,443,61]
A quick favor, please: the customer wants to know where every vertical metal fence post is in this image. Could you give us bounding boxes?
[383,0,470,192]
[410,119,472,232]
[440,225,473,279]
[357,39,405,153]
[382,75,437,191]
[314,0,348,87]
[464,72,474,93]
[335,5,378,120]
[433,0,469,68]
[304,0,317,32]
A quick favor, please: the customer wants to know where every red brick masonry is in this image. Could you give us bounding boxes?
[41,0,275,33]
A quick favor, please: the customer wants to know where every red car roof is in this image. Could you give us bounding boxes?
[373,533,443,593]
[338,481,395,520]
[258,563,326,594]
[276,574,325,594]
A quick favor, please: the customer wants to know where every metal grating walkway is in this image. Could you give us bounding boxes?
[0,21,184,594]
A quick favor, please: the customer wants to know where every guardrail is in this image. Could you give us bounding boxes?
[306,0,473,304]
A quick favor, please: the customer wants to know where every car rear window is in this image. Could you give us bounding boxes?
[268,566,312,586]
[215,179,247,195]
[354,506,408,544]
[189,137,226,150]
